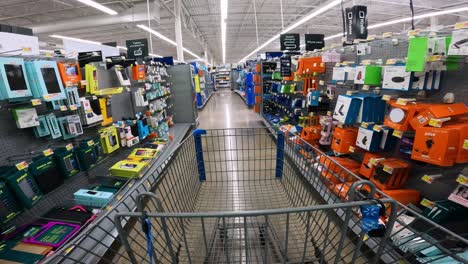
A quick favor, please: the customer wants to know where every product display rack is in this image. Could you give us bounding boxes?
[196,70,215,109]
[215,69,231,89]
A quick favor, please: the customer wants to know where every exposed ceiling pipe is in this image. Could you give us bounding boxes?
[31,2,158,35]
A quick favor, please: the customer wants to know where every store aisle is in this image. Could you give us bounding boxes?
[197,90,263,129]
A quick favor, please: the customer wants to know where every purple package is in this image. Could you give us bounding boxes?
[22,221,80,248]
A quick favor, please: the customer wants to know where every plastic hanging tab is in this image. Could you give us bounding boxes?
[143,217,154,264]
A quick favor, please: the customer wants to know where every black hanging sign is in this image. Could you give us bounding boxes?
[280,33,300,51]
[280,56,292,77]
[345,5,368,41]
[126,38,148,59]
[305,34,325,51]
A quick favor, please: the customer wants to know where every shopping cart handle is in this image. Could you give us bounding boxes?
[192,129,207,136]
[349,180,377,200]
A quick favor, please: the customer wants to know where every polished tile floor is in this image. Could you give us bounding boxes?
[197,89,264,129]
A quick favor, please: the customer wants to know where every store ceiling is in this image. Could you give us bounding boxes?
[1,0,468,64]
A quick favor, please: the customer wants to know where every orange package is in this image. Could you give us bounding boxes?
[370,158,410,190]
[331,127,358,155]
[132,65,146,81]
[411,126,460,166]
[384,100,429,131]
[57,62,82,87]
[410,103,467,129]
[319,156,360,186]
[359,153,384,179]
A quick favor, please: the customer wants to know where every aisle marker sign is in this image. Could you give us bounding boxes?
[280,34,300,51]
[126,38,149,59]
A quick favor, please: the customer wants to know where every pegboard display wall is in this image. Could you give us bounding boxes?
[312,37,468,206]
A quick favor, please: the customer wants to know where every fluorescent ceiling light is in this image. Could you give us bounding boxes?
[116,46,128,50]
[40,49,54,53]
[137,24,202,60]
[221,0,228,64]
[320,6,468,41]
[238,0,342,63]
[50,34,102,45]
[149,53,163,58]
[75,0,118,15]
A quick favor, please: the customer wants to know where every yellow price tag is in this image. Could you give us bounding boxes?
[421,175,435,184]
[363,234,369,241]
[383,165,393,174]
[428,118,443,128]
[396,98,409,105]
[85,109,93,114]
[362,85,370,91]
[420,198,435,209]
[80,80,88,86]
[456,174,467,185]
[455,22,468,29]
[373,125,382,132]
[106,205,113,211]
[31,99,41,106]
[346,91,356,96]
[69,105,77,111]
[43,94,52,100]
[362,60,372,65]
[382,32,393,38]
[66,143,74,151]
[361,122,369,128]
[42,149,54,156]
[463,140,468,150]
[382,95,392,101]
[349,146,355,153]
[65,81,73,87]
[44,51,54,58]
[392,130,403,138]
[87,140,94,146]
[407,29,421,37]
[319,80,325,85]
[366,35,376,41]
[21,47,32,52]
[60,105,68,111]
[327,111,332,117]
[386,59,397,65]
[15,161,29,170]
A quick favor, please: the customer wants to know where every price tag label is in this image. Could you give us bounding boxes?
[392,130,403,138]
[60,105,68,111]
[31,99,41,106]
[43,94,52,100]
[361,122,369,128]
[327,111,332,117]
[463,140,468,150]
[106,205,113,211]
[362,60,372,65]
[383,32,393,38]
[69,105,77,111]
[16,161,29,171]
[318,97,323,102]
[373,125,382,132]
[87,140,94,146]
[382,95,392,101]
[362,85,370,91]
[456,174,468,185]
[319,80,325,85]
[335,63,341,67]
[420,198,435,209]
[428,118,443,128]
[66,143,74,151]
[21,47,32,52]
[407,29,421,36]
[455,22,468,29]
[44,51,54,58]
[383,165,394,174]
[386,59,397,65]
[65,81,73,87]
[346,91,356,96]
[42,149,54,156]
[80,80,88,86]
[421,175,435,184]
[396,98,408,105]
[349,146,355,153]
[367,35,376,41]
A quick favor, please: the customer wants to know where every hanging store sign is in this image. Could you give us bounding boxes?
[280,33,300,51]
[305,34,325,51]
[345,5,368,41]
[126,38,148,59]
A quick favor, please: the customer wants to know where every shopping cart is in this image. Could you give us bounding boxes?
[114,127,400,264]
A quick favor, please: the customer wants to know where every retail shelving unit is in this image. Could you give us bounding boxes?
[215,69,231,89]
[197,70,215,109]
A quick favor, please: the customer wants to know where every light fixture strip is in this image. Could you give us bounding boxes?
[221,0,228,64]
[75,0,118,15]
[116,46,128,50]
[137,24,204,61]
[50,34,102,45]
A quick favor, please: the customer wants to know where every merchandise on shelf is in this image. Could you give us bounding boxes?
[0,57,33,101]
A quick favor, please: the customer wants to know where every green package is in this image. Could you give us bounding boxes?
[406,37,428,72]
[364,65,382,86]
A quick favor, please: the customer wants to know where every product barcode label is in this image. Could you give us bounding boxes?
[383,165,393,174]
[392,130,403,138]
[31,99,41,106]
[457,174,467,185]
[421,175,435,184]
[43,149,54,156]
[66,144,74,151]
[420,198,435,209]
[16,161,29,170]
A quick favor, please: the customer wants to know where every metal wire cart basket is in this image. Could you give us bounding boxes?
[106,127,466,264]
